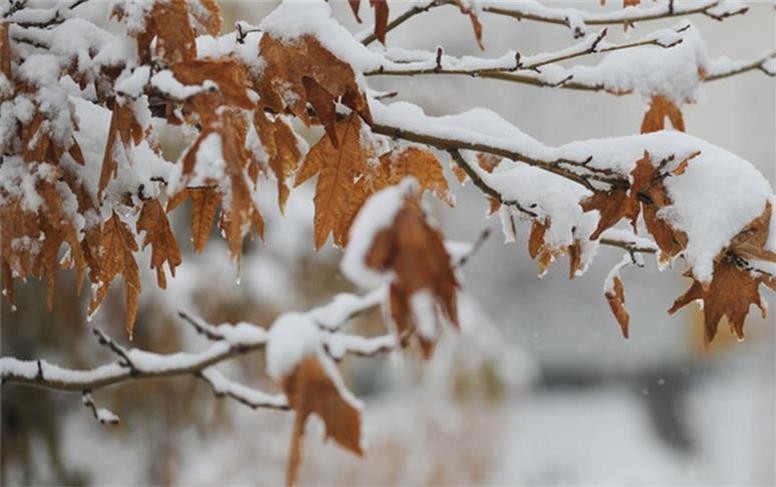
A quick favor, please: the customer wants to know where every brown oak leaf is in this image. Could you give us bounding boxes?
[98,100,144,199]
[137,198,182,289]
[364,199,459,357]
[295,115,371,249]
[605,275,630,338]
[256,34,371,144]
[281,355,362,486]
[669,256,766,345]
[253,111,303,212]
[133,0,197,65]
[168,187,222,254]
[641,95,685,133]
[88,212,141,337]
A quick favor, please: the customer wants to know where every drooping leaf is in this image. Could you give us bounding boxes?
[605,275,630,338]
[363,198,459,357]
[137,198,182,289]
[295,114,371,249]
[88,212,141,337]
[641,95,685,133]
[281,355,363,486]
[98,100,143,200]
[669,256,766,345]
[253,111,303,212]
[369,0,390,45]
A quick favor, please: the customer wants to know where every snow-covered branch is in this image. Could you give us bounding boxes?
[0,297,396,401]
[481,0,747,33]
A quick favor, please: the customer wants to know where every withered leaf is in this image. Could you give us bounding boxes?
[88,212,141,337]
[295,115,370,249]
[641,95,685,133]
[137,198,182,289]
[99,100,143,200]
[172,57,255,110]
[364,199,459,357]
[605,276,630,338]
[348,0,362,22]
[169,187,222,254]
[669,256,766,345]
[0,21,10,83]
[256,34,371,131]
[135,0,197,65]
[729,202,776,263]
[189,0,222,36]
[582,152,654,240]
[281,355,362,486]
[449,0,485,50]
[253,111,303,212]
[370,0,390,45]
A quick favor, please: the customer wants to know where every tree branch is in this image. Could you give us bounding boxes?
[480,0,745,30]
[359,1,445,46]
[370,121,621,191]
[366,28,680,77]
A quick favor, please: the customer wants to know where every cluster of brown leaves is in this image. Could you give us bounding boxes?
[581,152,776,342]
[361,197,459,357]
[527,220,584,279]
[669,203,776,344]
[0,23,92,317]
[295,114,453,249]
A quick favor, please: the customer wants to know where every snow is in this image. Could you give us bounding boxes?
[81,392,120,424]
[265,311,321,380]
[410,289,439,342]
[373,99,774,282]
[200,368,288,409]
[0,357,127,385]
[484,161,590,251]
[150,70,217,100]
[115,66,150,98]
[341,180,416,289]
[309,288,385,331]
[604,253,632,295]
[569,24,709,103]
[126,341,232,374]
[196,31,265,78]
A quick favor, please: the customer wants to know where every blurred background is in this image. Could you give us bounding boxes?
[2,1,774,485]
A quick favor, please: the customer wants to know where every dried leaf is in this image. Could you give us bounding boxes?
[295,115,370,249]
[281,355,362,486]
[253,111,303,212]
[88,212,141,337]
[257,34,371,129]
[137,198,182,289]
[189,0,222,36]
[348,0,362,22]
[581,152,653,240]
[449,0,485,49]
[729,202,776,263]
[669,257,766,345]
[385,147,454,206]
[364,199,459,357]
[135,0,197,64]
[641,95,685,133]
[370,0,389,44]
[172,57,255,111]
[99,100,143,199]
[605,276,630,338]
[0,21,10,82]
